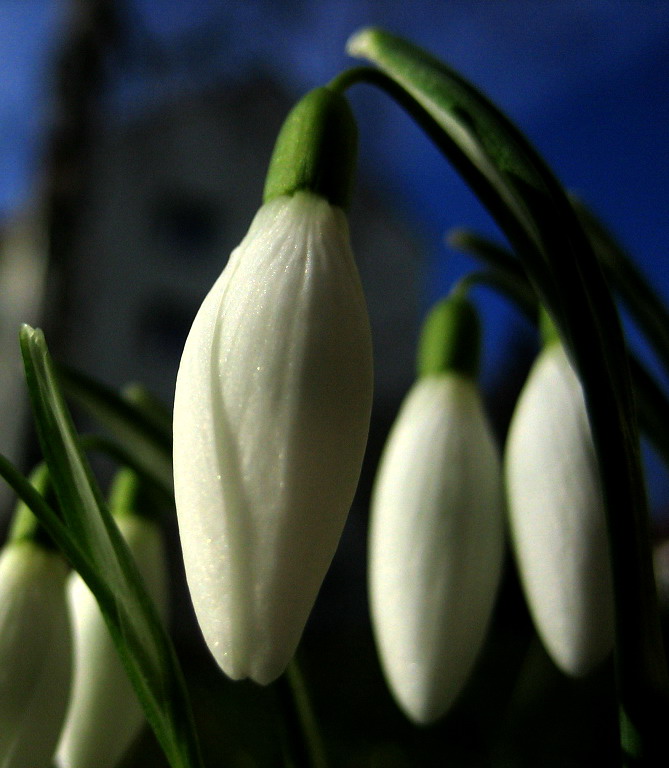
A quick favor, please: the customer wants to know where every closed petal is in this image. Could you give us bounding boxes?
[369,375,504,724]
[0,543,71,768]
[56,516,168,768]
[173,191,373,684]
[505,343,614,676]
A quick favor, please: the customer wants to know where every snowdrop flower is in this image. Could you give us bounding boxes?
[173,87,373,684]
[368,295,505,724]
[505,321,614,677]
[56,470,168,768]
[0,471,71,768]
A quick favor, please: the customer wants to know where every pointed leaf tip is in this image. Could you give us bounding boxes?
[345,27,379,58]
[19,323,35,346]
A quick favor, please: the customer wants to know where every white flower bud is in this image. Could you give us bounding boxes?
[0,541,71,768]
[55,515,168,768]
[505,342,614,676]
[173,191,373,685]
[369,374,504,724]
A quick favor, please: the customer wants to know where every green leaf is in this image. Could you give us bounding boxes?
[122,382,174,443]
[78,433,174,511]
[572,198,669,378]
[58,365,173,493]
[19,325,203,768]
[628,355,669,472]
[347,28,668,762]
[0,452,87,564]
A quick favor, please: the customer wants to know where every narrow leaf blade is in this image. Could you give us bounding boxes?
[19,325,202,768]
[58,365,173,492]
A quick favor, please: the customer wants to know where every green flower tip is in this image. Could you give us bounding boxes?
[108,467,164,523]
[8,463,54,549]
[539,305,561,349]
[417,294,481,380]
[263,86,358,210]
[108,467,141,519]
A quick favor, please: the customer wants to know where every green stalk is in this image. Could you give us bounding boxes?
[452,229,669,473]
[572,199,669,379]
[273,660,328,768]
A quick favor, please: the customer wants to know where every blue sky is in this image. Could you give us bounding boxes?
[3,2,668,307]
[3,2,668,262]
[2,0,669,509]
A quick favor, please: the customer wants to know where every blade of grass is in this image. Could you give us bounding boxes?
[19,325,203,768]
[58,365,173,491]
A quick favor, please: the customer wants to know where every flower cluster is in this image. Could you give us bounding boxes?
[0,469,167,768]
[169,84,615,723]
[55,471,169,768]
[366,306,614,721]
[0,537,71,767]
[0,72,621,768]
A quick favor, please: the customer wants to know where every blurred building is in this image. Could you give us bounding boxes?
[0,209,48,515]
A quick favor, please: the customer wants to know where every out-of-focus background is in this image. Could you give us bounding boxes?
[1,2,668,766]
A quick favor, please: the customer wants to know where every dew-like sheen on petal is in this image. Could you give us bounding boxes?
[173,192,373,684]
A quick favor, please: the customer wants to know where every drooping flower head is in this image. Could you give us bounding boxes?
[368,294,505,724]
[504,312,614,677]
[0,466,71,768]
[173,87,373,684]
[56,469,169,768]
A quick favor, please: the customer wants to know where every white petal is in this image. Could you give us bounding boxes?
[0,543,71,768]
[505,343,614,676]
[173,191,373,684]
[369,375,504,724]
[55,516,168,768]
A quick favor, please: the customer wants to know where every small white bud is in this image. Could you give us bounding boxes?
[505,342,614,676]
[55,514,168,768]
[369,374,504,724]
[0,541,71,768]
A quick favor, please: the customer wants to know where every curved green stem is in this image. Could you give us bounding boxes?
[347,28,668,762]
[453,228,669,472]
[79,433,174,510]
[273,659,328,768]
[572,198,669,379]
[58,364,173,491]
[454,270,538,324]
[327,65,384,93]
